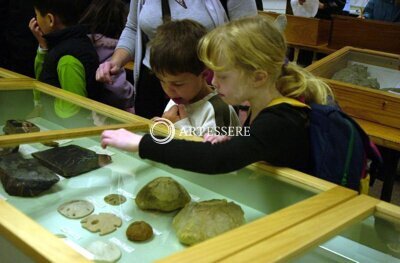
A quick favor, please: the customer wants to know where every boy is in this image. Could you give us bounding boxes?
[150,19,240,136]
[29,0,102,118]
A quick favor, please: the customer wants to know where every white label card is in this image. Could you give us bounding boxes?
[63,239,95,260]
[60,227,82,240]
[19,144,39,155]
[109,237,135,253]
[117,188,135,199]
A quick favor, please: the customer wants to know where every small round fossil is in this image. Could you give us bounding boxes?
[126,221,153,242]
[104,194,127,206]
[57,200,94,219]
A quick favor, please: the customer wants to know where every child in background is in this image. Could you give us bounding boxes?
[29,0,98,119]
[150,19,240,136]
[80,0,134,111]
[100,15,333,175]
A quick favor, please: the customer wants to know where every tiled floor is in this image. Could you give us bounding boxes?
[369,178,400,206]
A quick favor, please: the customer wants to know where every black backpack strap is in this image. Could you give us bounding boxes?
[219,0,229,19]
[161,0,171,23]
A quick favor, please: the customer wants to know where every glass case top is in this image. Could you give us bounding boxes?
[0,89,124,136]
[293,214,400,263]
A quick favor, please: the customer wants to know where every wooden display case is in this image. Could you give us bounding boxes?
[306,47,400,130]
[329,15,400,54]
[0,74,356,262]
[259,11,332,46]
[221,196,400,263]
[0,67,30,79]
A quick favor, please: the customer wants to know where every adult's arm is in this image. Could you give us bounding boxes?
[115,0,138,65]
[227,0,258,20]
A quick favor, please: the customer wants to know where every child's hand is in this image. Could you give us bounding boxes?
[29,17,48,49]
[162,105,187,123]
[101,129,142,152]
[96,61,121,85]
[203,134,231,144]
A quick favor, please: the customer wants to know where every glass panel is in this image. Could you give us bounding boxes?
[0,132,316,262]
[292,215,400,263]
[0,89,123,135]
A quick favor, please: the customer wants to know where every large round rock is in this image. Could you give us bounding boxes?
[173,199,245,245]
[135,177,191,212]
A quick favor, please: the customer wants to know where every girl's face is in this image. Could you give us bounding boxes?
[211,69,248,105]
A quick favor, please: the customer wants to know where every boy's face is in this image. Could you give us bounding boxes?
[157,72,207,105]
[34,8,53,35]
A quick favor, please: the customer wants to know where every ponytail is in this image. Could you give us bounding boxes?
[276,62,333,105]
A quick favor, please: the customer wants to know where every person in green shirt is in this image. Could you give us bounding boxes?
[29,0,99,119]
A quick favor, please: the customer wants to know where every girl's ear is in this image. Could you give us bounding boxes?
[252,70,268,87]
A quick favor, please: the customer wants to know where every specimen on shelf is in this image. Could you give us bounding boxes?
[104,194,127,206]
[0,153,59,197]
[81,213,122,235]
[135,177,191,212]
[173,199,245,245]
[57,200,94,219]
[126,221,153,242]
[32,145,112,177]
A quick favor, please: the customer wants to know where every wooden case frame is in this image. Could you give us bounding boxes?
[0,74,347,262]
[306,47,400,150]
[1,73,398,263]
[329,15,400,54]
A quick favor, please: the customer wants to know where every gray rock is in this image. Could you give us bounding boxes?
[332,64,380,89]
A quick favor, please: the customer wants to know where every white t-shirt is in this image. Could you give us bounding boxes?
[164,91,240,136]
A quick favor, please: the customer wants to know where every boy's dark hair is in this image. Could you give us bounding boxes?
[79,0,128,39]
[33,0,91,26]
[150,19,207,76]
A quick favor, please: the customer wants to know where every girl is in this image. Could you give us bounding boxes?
[100,15,333,175]
[80,0,134,111]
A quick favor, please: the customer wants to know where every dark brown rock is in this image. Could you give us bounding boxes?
[0,153,59,197]
[3,120,40,134]
[126,221,153,242]
[32,145,112,178]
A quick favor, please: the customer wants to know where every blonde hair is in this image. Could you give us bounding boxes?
[198,15,333,105]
